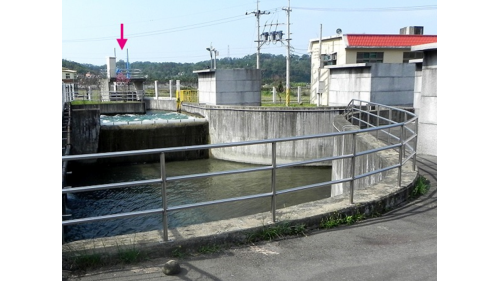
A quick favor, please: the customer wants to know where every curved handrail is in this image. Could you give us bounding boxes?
[62,99,418,243]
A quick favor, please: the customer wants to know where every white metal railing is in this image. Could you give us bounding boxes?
[61,100,417,243]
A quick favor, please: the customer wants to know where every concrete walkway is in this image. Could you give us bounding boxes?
[64,154,437,281]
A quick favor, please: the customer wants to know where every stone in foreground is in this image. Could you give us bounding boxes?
[163,259,181,275]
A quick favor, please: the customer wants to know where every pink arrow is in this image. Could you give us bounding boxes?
[116,23,128,50]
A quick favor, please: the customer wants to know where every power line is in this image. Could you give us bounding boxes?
[63,15,250,43]
[292,5,437,12]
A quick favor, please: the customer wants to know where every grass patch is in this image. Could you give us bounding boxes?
[411,175,430,198]
[171,246,186,259]
[319,211,365,229]
[116,243,147,264]
[197,244,221,255]
[71,252,103,269]
[63,237,150,271]
[246,221,306,243]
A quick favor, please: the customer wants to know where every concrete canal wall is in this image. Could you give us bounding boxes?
[146,98,346,166]
[69,102,208,164]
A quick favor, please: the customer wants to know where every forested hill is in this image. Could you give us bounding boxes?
[62,53,311,85]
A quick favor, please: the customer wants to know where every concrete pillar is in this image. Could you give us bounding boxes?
[272,87,276,104]
[169,80,173,99]
[155,80,159,100]
[176,80,181,100]
[297,86,301,104]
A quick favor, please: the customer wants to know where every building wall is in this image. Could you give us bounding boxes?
[198,72,216,104]
[62,70,76,80]
[326,63,415,107]
[196,69,261,106]
[413,63,423,116]
[328,66,372,106]
[416,49,437,156]
[215,69,261,106]
[310,38,413,105]
[309,37,344,105]
[370,63,415,106]
[345,48,411,64]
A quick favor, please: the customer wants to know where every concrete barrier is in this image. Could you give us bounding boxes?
[97,121,210,164]
[70,108,100,158]
[181,104,346,166]
[71,102,146,115]
[144,97,177,112]
[331,115,400,196]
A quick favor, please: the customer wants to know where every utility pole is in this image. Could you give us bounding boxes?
[283,0,291,106]
[246,0,269,69]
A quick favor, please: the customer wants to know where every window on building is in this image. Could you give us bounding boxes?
[356,52,384,63]
[403,51,424,63]
[66,73,71,79]
[321,53,337,66]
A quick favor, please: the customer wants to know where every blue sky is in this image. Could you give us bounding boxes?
[62,0,437,66]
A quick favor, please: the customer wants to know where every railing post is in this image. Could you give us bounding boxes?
[154,80,158,100]
[169,80,173,99]
[160,152,168,241]
[376,105,380,140]
[271,142,277,222]
[413,118,419,171]
[176,80,181,101]
[388,108,393,144]
[398,125,404,187]
[350,133,356,204]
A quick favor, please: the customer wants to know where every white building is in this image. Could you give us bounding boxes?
[308,27,437,106]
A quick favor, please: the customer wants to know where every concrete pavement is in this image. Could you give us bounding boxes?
[64,154,437,281]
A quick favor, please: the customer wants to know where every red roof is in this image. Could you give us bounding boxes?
[345,34,437,47]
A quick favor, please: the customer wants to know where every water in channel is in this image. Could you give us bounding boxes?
[64,158,332,242]
[64,110,332,242]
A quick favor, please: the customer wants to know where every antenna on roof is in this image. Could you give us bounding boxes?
[336,28,342,35]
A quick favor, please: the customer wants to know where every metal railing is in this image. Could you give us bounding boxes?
[62,99,418,243]
[100,69,146,79]
[106,90,144,101]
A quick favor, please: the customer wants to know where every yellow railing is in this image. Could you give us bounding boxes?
[176,90,198,103]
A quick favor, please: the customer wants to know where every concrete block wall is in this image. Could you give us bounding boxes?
[327,63,416,107]
[328,66,371,106]
[196,69,261,106]
[370,63,416,106]
[216,69,261,106]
